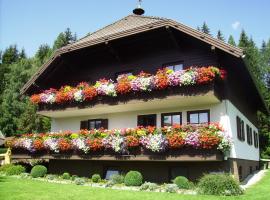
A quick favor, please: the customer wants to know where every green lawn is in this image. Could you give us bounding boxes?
[0,171,269,200]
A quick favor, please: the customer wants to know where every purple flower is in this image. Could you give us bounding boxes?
[184,132,200,148]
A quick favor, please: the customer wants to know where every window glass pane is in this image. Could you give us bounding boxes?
[89,121,95,129]
[172,115,181,125]
[189,113,199,124]
[138,115,156,127]
[199,112,208,123]
[167,66,174,71]
[95,120,102,129]
[105,170,119,180]
[163,115,172,126]
[174,64,183,71]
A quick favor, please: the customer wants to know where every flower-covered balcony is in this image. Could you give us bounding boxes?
[10,123,231,161]
[30,66,226,118]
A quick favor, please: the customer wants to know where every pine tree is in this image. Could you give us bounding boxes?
[217,30,225,41]
[19,48,27,59]
[228,35,236,46]
[53,28,77,50]
[2,45,19,65]
[238,30,249,49]
[36,44,52,64]
[201,22,211,35]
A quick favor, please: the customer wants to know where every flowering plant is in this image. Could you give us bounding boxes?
[30,66,225,105]
[10,123,231,154]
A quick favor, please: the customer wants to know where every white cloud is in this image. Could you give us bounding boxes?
[232,21,240,30]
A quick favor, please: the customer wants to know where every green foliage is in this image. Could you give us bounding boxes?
[53,28,76,50]
[201,22,211,35]
[1,45,20,65]
[0,148,7,154]
[62,172,71,180]
[139,182,158,191]
[124,171,143,186]
[217,30,225,41]
[71,175,78,181]
[91,174,101,183]
[30,165,47,178]
[0,164,25,175]
[172,176,190,189]
[228,35,236,46]
[35,44,52,64]
[109,174,124,184]
[197,173,243,196]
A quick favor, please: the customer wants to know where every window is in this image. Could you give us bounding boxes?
[161,112,182,127]
[115,70,133,80]
[249,166,253,174]
[254,131,259,148]
[187,110,210,124]
[80,119,108,130]
[236,116,245,141]
[137,114,156,127]
[104,166,121,180]
[246,125,253,145]
[238,166,243,181]
[163,61,184,71]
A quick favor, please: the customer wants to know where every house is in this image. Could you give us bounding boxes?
[13,11,268,182]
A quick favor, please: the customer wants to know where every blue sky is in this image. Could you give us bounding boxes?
[1,0,270,57]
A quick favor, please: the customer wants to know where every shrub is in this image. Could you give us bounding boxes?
[140,182,159,191]
[124,171,143,186]
[109,174,124,184]
[173,176,190,189]
[62,172,71,180]
[198,173,243,196]
[0,164,14,172]
[71,175,78,181]
[164,184,178,193]
[91,174,101,183]
[74,177,85,185]
[5,165,25,175]
[30,165,47,178]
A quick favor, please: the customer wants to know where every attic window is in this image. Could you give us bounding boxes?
[163,61,184,71]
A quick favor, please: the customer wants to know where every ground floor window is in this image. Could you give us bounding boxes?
[137,114,156,127]
[187,110,210,124]
[161,112,182,127]
[80,119,108,130]
[104,167,121,179]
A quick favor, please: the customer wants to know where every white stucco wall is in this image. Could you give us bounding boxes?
[51,100,259,161]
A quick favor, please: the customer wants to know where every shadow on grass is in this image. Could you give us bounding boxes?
[0,176,7,182]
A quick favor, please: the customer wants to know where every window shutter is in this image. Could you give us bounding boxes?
[101,119,108,129]
[80,120,88,130]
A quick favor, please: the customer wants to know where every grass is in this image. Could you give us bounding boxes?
[0,170,269,200]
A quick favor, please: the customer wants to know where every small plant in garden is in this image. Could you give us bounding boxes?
[164,184,178,193]
[4,165,26,175]
[20,173,30,178]
[173,176,190,189]
[91,174,101,183]
[46,174,57,180]
[140,182,159,191]
[71,175,78,181]
[62,172,71,180]
[74,177,85,185]
[30,165,47,178]
[124,171,143,186]
[197,173,243,196]
[109,174,124,184]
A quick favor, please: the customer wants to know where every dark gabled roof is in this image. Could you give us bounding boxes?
[21,14,244,95]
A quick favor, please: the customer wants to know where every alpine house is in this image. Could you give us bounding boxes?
[11,6,268,182]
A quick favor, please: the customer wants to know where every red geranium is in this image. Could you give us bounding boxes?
[155,68,169,89]
[196,67,216,84]
[116,75,132,94]
[86,138,103,151]
[33,139,44,151]
[83,86,97,100]
[199,134,220,149]
[58,138,72,152]
[167,134,185,148]
[126,135,140,148]
[30,94,41,104]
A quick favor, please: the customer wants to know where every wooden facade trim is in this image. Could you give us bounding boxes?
[11,150,224,162]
